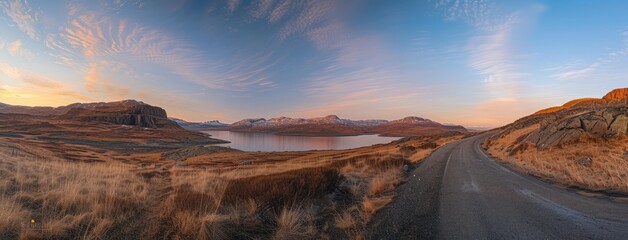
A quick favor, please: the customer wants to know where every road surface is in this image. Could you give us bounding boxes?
[369,132,628,239]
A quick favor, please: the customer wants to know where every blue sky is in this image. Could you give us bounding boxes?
[0,0,627,127]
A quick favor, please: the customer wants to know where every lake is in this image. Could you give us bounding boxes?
[203,130,401,151]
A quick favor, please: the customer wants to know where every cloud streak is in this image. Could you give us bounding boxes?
[1,0,38,39]
[6,40,33,57]
[552,63,599,80]
[463,4,544,96]
[43,10,276,91]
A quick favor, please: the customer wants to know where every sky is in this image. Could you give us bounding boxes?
[0,0,627,128]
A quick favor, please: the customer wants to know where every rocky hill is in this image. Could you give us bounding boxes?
[490,88,628,150]
[0,100,181,129]
[484,87,628,194]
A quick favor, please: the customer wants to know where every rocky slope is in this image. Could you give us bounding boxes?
[490,88,628,150]
[484,87,628,194]
[177,115,467,137]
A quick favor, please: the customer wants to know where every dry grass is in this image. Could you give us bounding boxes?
[0,131,465,239]
[0,142,152,239]
[223,167,341,208]
[487,128,628,194]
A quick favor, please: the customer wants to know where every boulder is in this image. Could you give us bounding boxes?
[608,115,628,136]
[580,115,608,135]
[602,110,616,125]
[575,157,592,167]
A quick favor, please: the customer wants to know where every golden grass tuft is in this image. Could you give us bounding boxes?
[273,206,316,240]
[334,212,356,229]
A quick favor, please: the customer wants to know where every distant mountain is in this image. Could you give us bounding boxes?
[169,118,229,129]
[176,114,467,137]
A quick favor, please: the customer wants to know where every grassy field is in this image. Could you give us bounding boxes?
[0,132,464,239]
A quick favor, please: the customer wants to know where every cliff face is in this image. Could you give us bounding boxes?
[63,104,180,128]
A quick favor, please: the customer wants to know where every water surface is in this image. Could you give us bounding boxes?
[204,130,400,151]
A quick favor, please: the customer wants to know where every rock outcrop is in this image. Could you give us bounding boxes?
[63,103,179,128]
[525,107,628,149]
[490,88,628,150]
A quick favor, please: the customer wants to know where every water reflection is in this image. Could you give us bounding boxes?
[203,131,400,152]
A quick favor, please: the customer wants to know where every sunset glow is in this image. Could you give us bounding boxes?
[1,0,627,127]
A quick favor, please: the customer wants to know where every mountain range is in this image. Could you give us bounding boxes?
[0,100,467,137]
[172,115,467,137]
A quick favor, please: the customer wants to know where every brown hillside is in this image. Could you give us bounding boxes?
[484,88,628,194]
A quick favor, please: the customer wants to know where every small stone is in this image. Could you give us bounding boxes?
[402,164,409,172]
[575,157,592,167]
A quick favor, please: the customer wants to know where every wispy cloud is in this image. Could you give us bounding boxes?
[434,0,494,30]
[6,40,33,57]
[468,18,526,91]
[268,0,291,23]
[0,62,66,89]
[463,4,544,95]
[0,62,90,103]
[250,0,275,19]
[1,0,38,39]
[550,30,628,80]
[278,0,335,41]
[552,63,599,80]
[43,10,276,90]
[227,0,241,12]
[84,61,129,98]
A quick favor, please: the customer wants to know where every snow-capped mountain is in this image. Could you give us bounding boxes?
[173,114,466,137]
[170,118,229,129]
[178,115,467,137]
[228,115,391,129]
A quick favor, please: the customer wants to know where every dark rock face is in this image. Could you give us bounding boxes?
[64,104,179,128]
